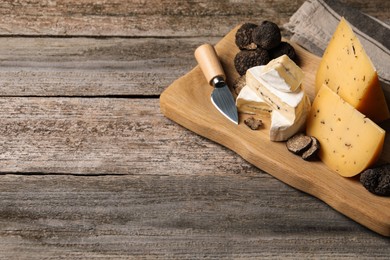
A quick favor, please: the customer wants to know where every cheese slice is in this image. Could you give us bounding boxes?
[246,65,306,123]
[261,54,304,92]
[306,85,385,177]
[270,95,310,141]
[236,85,272,115]
[315,17,389,123]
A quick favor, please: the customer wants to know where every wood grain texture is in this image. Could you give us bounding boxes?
[160,26,390,236]
[0,0,389,257]
[0,97,258,175]
[0,174,389,258]
[0,0,306,37]
[0,0,387,37]
[0,37,215,96]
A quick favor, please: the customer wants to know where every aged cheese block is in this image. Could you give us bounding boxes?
[306,85,385,177]
[246,66,306,123]
[261,54,304,92]
[315,17,389,123]
[236,85,272,115]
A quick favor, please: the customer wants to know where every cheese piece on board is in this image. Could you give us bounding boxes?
[270,95,310,141]
[236,85,272,115]
[315,17,389,123]
[306,85,385,177]
[261,55,304,92]
[246,66,306,123]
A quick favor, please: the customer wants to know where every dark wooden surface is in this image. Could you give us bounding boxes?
[0,0,389,258]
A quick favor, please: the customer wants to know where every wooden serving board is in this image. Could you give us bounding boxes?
[160,25,390,236]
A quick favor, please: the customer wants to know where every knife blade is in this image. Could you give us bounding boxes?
[194,44,239,124]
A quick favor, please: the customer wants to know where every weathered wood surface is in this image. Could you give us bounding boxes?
[1,174,389,258]
[0,0,389,258]
[0,37,210,96]
[0,0,388,37]
[0,98,254,175]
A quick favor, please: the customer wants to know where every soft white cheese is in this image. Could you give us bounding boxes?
[248,66,304,107]
[270,95,311,141]
[235,84,311,141]
[261,55,304,92]
[236,85,272,115]
[246,65,305,123]
[239,57,311,141]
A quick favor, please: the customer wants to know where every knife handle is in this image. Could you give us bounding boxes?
[194,43,226,85]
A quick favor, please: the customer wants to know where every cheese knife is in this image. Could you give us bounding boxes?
[194,44,239,124]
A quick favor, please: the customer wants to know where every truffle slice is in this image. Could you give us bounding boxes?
[234,49,270,76]
[360,165,390,196]
[244,116,263,130]
[235,23,258,50]
[270,42,297,61]
[252,21,281,50]
[302,137,320,161]
[286,133,312,155]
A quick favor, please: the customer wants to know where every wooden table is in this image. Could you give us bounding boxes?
[0,0,389,258]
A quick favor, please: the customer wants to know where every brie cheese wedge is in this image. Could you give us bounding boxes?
[236,85,272,115]
[270,95,311,141]
[261,55,304,92]
[237,55,311,141]
[246,65,306,123]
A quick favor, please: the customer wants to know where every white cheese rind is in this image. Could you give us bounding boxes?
[270,95,310,141]
[261,55,304,92]
[236,85,272,115]
[238,58,310,141]
[235,84,311,141]
[246,65,305,122]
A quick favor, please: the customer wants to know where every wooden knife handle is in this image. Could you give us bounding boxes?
[194,43,226,85]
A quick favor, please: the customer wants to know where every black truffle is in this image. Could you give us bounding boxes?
[252,21,281,50]
[360,164,390,196]
[244,116,263,130]
[234,49,270,76]
[302,137,320,161]
[287,134,321,161]
[286,133,312,155]
[235,23,258,50]
[270,41,297,61]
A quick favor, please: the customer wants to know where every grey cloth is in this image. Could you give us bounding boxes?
[284,0,390,100]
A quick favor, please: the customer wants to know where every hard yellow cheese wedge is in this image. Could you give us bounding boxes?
[306,85,385,177]
[315,17,389,123]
